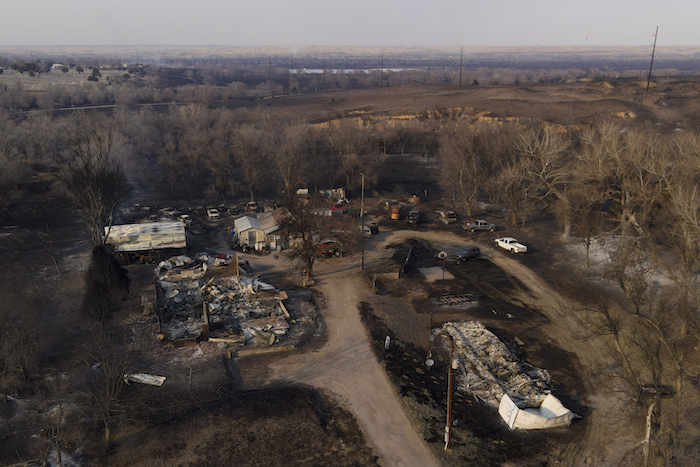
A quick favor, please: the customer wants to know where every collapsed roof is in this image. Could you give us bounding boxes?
[438,321,574,429]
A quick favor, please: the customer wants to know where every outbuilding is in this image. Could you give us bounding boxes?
[256,207,291,251]
[233,216,266,250]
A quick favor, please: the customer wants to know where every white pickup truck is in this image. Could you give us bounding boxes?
[495,237,528,254]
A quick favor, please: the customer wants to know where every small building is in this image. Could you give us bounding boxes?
[233,216,266,250]
[256,208,291,251]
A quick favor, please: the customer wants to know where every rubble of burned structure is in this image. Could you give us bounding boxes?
[154,253,295,348]
[437,321,575,429]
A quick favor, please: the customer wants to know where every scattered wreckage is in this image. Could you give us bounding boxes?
[124,373,166,386]
[437,321,575,430]
[153,252,293,349]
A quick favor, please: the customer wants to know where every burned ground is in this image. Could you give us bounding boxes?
[3,77,700,465]
[359,300,585,466]
[108,386,379,467]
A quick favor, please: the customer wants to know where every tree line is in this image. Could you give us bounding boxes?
[2,56,675,114]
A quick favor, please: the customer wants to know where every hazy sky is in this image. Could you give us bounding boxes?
[2,0,700,47]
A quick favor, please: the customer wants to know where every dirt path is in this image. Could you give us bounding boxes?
[268,258,439,467]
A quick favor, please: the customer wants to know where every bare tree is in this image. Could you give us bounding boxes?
[517,124,576,236]
[327,119,368,192]
[603,243,699,465]
[437,121,491,217]
[58,117,130,245]
[0,286,37,400]
[156,104,212,200]
[81,331,135,445]
[273,124,309,196]
[281,195,354,279]
[577,123,666,241]
[231,122,272,202]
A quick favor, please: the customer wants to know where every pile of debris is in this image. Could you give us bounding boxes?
[156,253,242,281]
[155,254,288,346]
[438,321,552,406]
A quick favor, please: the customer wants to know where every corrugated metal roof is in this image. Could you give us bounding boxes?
[257,212,279,234]
[105,222,187,252]
[234,216,262,233]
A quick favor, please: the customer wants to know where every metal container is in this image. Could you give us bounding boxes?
[390,204,401,220]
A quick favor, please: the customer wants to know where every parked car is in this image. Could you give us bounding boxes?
[406,209,421,224]
[438,210,458,224]
[331,202,348,215]
[179,214,192,226]
[189,224,207,235]
[206,208,221,219]
[359,224,372,237]
[453,245,481,262]
[368,222,379,235]
[160,207,178,217]
[245,201,259,214]
[495,237,528,254]
[319,239,344,257]
[463,219,496,232]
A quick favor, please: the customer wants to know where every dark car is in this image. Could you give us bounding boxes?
[406,209,421,224]
[453,246,481,262]
[319,239,344,257]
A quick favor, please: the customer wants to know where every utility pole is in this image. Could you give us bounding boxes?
[646,26,658,93]
[459,46,463,86]
[360,173,365,270]
[445,339,454,450]
[380,51,384,88]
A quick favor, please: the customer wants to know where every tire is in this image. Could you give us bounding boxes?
[470,228,475,233]
[511,249,516,254]
[489,227,495,232]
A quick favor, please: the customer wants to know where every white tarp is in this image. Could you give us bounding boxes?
[498,394,573,429]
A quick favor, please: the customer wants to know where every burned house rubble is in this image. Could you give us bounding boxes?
[154,253,291,347]
[438,321,574,429]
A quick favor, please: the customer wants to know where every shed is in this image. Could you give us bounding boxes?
[256,208,291,251]
[233,216,266,249]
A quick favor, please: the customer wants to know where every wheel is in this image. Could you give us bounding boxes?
[489,227,495,232]
[470,228,475,233]
[511,249,516,254]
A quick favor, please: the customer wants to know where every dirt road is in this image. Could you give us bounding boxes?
[269,257,440,467]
